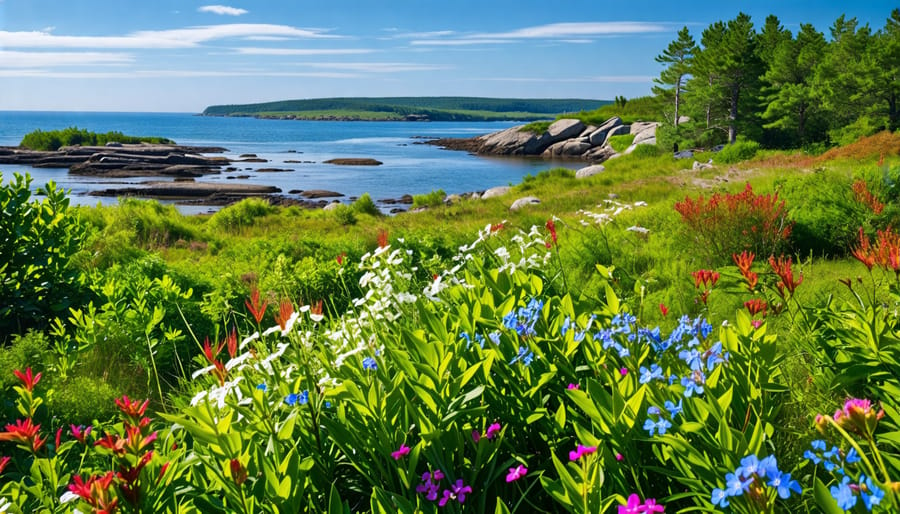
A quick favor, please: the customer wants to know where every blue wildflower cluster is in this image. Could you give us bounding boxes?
[285,390,309,406]
[362,356,378,371]
[593,313,638,358]
[643,399,682,436]
[710,454,800,509]
[509,346,535,366]
[804,440,884,511]
[560,316,590,342]
[502,298,544,337]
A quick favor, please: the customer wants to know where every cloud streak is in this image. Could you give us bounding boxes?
[199,5,248,16]
[412,21,667,45]
[235,47,374,56]
[0,50,132,67]
[0,24,338,49]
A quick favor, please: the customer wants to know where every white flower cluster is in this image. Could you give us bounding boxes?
[578,199,648,227]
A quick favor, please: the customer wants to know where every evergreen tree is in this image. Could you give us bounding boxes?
[762,24,828,144]
[757,15,791,65]
[686,21,729,142]
[870,9,900,130]
[652,26,697,127]
[814,15,875,135]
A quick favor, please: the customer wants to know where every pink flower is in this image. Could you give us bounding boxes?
[484,422,501,440]
[567,383,580,390]
[568,444,597,462]
[472,430,481,443]
[391,443,410,460]
[619,367,628,376]
[618,493,664,513]
[506,464,527,482]
[616,452,624,461]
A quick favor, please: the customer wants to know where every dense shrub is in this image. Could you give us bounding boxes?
[780,172,867,257]
[46,375,121,425]
[411,189,446,209]
[19,126,173,151]
[0,173,86,335]
[674,182,792,264]
[714,139,760,164]
[351,192,380,216]
[330,204,358,225]
[207,197,276,231]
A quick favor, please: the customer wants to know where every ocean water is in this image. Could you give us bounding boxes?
[0,112,572,212]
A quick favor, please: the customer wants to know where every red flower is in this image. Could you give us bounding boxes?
[377,228,389,248]
[230,458,248,485]
[274,298,294,331]
[95,432,127,456]
[13,367,42,392]
[546,218,558,245]
[245,287,268,324]
[336,252,346,265]
[852,228,876,271]
[224,327,238,359]
[769,255,803,298]
[68,472,119,513]
[0,456,10,474]
[732,251,755,276]
[55,427,62,450]
[0,418,46,452]
[744,298,768,317]
[659,303,669,317]
[691,269,719,288]
[115,396,150,420]
[491,222,504,233]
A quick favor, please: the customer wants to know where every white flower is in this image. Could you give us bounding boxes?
[239,331,259,349]
[60,491,79,504]
[191,364,216,380]
[626,226,650,234]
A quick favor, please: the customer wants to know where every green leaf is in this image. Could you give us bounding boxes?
[328,482,344,514]
[813,477,845,514]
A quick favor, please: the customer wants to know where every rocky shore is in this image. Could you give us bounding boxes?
[426,116,658,162]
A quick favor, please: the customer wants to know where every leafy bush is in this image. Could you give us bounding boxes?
[330,204,357,226]
[351,192,380,216]
[0,173,86,334]
[714,139,760,164]
[19,126,173,151]
[207,197,276,231]
[608,134,636,153]
[411,189,446,209]
[46,375,122,425]
[674,182,793,264]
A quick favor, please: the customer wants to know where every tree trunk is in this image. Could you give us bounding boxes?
[798,103,806,143]
[674,76,682,128]
[728,86,739,144]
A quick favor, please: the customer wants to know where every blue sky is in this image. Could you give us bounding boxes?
[0,1,896,112]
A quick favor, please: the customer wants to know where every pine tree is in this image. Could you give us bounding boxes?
[871,9,900,130]
[687,21,729,140]
[652,26,697,127]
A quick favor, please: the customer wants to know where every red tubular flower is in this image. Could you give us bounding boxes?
[115,396,150,420]
[377,228,389,248]
[117,450,154,485]
[0,418,46,452]
[68,472,119,513]
[336,252,346,265]
[55,427,63,450]
[274,298,294,331]
[691,269,719,288]
[95,432,127,456]
[732,251,755,275]
[0,456,10,474]
[244,287,267,324]
[230,459,248,485]
[491,222,504,233]
[852,228,876,271]
[659,303,669,317]
[13,367,42,392]
[768,255,803,297]
[225,327,238,359]
[744,298,768,317]
[546,218,558,245]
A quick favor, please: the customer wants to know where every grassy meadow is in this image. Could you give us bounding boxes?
[1,131,900,512]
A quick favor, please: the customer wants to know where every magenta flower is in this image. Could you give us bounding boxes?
[506,464,527,482]
[567,383,580,390]
[438,479,472,506]
[391,443,410,460]
[619,367,628,376]
[484,422,501,440]
[618,493,664,513]
[616,452,624,462]
[472,429,480,443]
[568,444,597,462]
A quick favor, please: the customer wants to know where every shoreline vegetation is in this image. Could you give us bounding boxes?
[200,96,611,122]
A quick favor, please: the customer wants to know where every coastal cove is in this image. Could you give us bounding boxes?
[0,112,571,213]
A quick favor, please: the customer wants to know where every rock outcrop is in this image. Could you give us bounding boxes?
[427,116,658,163]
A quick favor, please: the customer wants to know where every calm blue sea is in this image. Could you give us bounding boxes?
[0,111,569,212]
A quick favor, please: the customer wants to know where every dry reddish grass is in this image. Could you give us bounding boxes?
[754,131,900,169]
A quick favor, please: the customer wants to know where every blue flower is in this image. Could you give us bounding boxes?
[639,364,664,384]
[803,449,821,465]
[510,346,534,366]
[285,390,309,406]
[859,474,884,510]
[678,348,702,371]
[831,476,857,510]
[737,454,760,478]
[643,417,672,437]
[647,406,661,416]
[758,455,779,478]
[711,488,730,508]
[845,447,861,465]
[488,331,501,345]
[362,357,378,371]
[767,470,801,499]
[681,375,705,397]
[256,383,267,391]
[811,439,826,451]
[725,472,752,497]
[664,399,683,418]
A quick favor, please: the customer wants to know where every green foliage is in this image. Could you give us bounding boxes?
[607,134,636,153]
[714,139,760,164]
[0,332,48,392]
[520,120,553,134]
[351,192,380,216]
[330,204,357,226]
[572,96,663,125]
[411,189,446,209]
[46,375,121,425]
[0,173,86,335]
[630,143,663,158]
[20,126,173,151]
[208,197,277,231]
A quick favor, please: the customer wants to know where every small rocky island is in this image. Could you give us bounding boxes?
[428,116,658,163]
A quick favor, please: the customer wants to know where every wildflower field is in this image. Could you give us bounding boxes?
[2,135,900,513]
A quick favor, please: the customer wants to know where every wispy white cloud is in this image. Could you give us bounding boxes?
[480,75,654,83]
[235,47,374,56]
[199,5,248,16]
[412,21,667,46]
[0,24,338,49]
[303,62,448,73]
[0,69,358,79]
[0,50,132,67]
